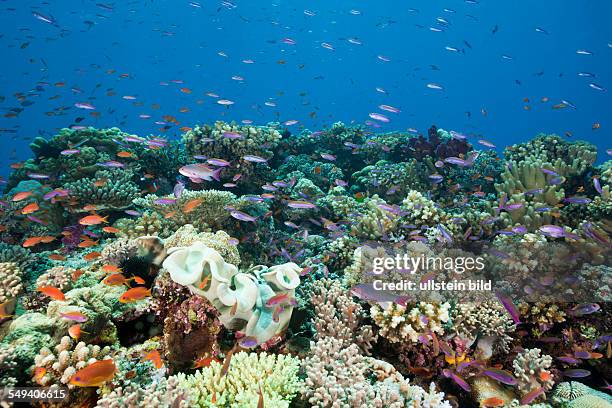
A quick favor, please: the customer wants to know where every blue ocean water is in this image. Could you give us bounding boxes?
[0,0,610,176]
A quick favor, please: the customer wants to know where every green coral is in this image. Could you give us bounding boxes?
[64,169,140,211]
[352,159,428,202]
[173,351,302,408]
[183,121,281,189]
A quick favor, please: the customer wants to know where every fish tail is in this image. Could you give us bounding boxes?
[212,167,222,182]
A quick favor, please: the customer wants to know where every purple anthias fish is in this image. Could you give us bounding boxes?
[320,153,336,161]
[124,210,141,216]
[243,155,267,163]
[27,173,50,179]
[97,161,125,168]
[482,368,518,385]
[60,149,80,156]
[444,156,468,166]
[437,224,453,243]
[593,177,603,194]
[557,356,581,364]
[539,224,565,238]
[173,181,185,198]
[568,303,600,316]
[504,203,524,211]
[154,198,177,205]
[564,196,591,204]
[524,188,544,195]
[563,369,591,378]
[540,168,559,176]
[179,163,222,182]
[223,131,244,139]
[429,174,444,183]
[495,291,521,325]
[230,210,257,222]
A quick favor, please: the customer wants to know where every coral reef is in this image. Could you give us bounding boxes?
[0,123,610,408]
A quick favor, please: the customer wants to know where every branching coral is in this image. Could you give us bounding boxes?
[302,336,452,408]
[309,278,377,353]
[173,351,302,408]
[33,335,113,387]
[518,302,566,332]
[352,159,428,203]
[95,376,190,408]
[512,348,554,401]
[451,301,515,358]
[0,262,22,303]
[64,169,140,211]
[371,302,450,343]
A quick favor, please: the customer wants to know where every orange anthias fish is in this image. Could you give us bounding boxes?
[183,198,203,213]
[37,286,66,301]
[102,226,120,234]
[119,286,152,303]
[23,236,43,248]
[482,397,505,407]
[193,355,219,369]
[70,359,116,387]
[72,269,84,281]
[49,253,67,261]
[68,324,89,341]
[79,214,108,226]
[78,239,98,248]
[102,273,132,286]
[93,178,108,187]
[83,251,102,261]
[33,367,46,384]
[21,202,40,214]
[133,276,145,285]
[12,191,32,202]
[143,350,163,369]
[102,264,122,274]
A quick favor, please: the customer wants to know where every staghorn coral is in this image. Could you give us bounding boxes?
[451,301,515,358]
[0,262,22,303]
[64,169,139,211]
[309,278,377,353]
[96,377,190,408]
[33,335,113,387]
[302,336,452,408]
[371,302,450,344]
[512,348,554,401]
[173,351,302,408]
